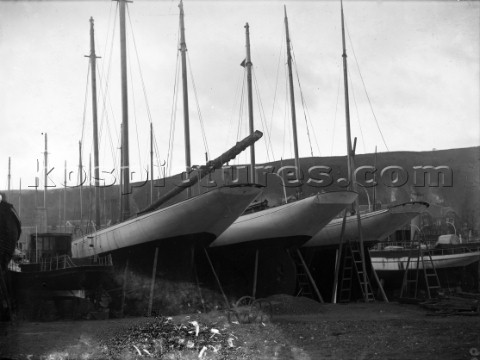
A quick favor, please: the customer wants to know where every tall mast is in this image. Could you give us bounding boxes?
[64,161,67,231]
[341,0,369,301]
[44,133,48,210]
[119,0,130,220]
[179,0,192,196]
[150,122,154,205]
[244,23,255,184]
[7,157,11,197]
[79,140,83,223]
[284,6,301,196]
[341,0,355,191]
[87,17,102,229]
[18,178,21,217]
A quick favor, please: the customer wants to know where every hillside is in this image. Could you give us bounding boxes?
[3,146,479,235]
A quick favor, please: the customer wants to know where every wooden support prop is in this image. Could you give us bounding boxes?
[296,248,324,303]
[147,247,159,316]
[203,248,230,311]
[121,257,129,317]
[332,209,348,303]
[252,249,259,299]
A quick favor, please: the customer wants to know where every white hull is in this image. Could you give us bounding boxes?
[210,191,358,248]
[371,247,480,272]
[303,201,429,248]
[71,185,261,258]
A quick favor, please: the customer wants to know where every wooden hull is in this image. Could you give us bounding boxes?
[303,201,429,248]
[71,185,261,258]
[209,191,358,248]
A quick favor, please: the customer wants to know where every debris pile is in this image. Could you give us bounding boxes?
[100,315,238,359]
[266,294,325,315]
[420,292,480,316]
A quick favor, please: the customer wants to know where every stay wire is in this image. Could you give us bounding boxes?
[348,68,366,153]
[187,54,210,158]
[252,68,274,161]
[346,21,389,151]
[291,46,318,157]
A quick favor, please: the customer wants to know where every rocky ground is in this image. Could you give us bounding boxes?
[1,295,479,360]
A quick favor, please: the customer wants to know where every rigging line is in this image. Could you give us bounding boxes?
[252,68,274,162]
[186,54,210,157]
[237,70,247,143]
[127,8,154,125]
[97,10,120,176]
[282,62,289,160]
[291,47,315,157]
[234,70,247,165]
[225,66,245,151]
[126,42,144,179]
[345,21,389,151]
[97,65,120,177]
[270,35,284,144]
[167,50,181,177]
[348,67,367,153]
[331,69,342,156]
[80,63,91,162]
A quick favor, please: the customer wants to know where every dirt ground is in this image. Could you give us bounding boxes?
[1,296,479,360]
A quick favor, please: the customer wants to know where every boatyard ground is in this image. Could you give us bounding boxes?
[1,296,479,360]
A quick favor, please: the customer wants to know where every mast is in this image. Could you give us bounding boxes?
[284,7,301,196]
[79,141,83,223]
[119,0,130,221]
[179,0,192,196]
[340,0,369,301]
[18,178,21,217]
[373,145,377,211]
[341,0,355,191]
[244,23,255,184]
[44,133,48,210]
[7,157,11,198]
[150,122,154,205]
[86,17,102,229]
[64,161,67,231]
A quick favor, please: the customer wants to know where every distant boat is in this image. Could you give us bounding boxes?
[72,2,262,260]
[10,232,113,320]
[210,11,356,250]
[303,202,429,248]
[370,235,480,274]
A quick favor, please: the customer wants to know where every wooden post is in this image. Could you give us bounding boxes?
[368,248,389,302]
[191,246,206,313]
[121,257,129,317]
[332,209,348,303]
[296,248,324,303]
[203,248,230,311]
[252,249,259,299]
[147,247,159,316]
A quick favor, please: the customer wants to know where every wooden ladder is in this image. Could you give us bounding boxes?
[400,247,441,300]
[339,241,375,303]
[289,248,323,303]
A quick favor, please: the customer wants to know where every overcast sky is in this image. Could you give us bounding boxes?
[1,0,479,191]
